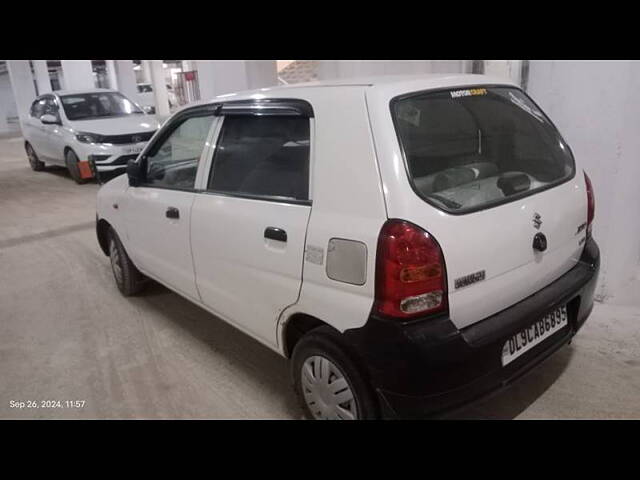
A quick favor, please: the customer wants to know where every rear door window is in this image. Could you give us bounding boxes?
[392,86,575,213]
[208,116,310,202]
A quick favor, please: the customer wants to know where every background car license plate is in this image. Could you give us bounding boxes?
[501,306,568,366]
[123,145,143,155]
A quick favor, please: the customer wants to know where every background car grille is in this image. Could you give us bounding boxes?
[111,154,139,166]
[102,131,155,145]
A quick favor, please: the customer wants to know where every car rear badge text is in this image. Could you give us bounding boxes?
[454,270,486,289]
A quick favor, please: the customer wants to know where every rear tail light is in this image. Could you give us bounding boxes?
[374,219,447,319]
[584,171,595,237]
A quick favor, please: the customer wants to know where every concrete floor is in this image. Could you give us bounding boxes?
[1,136,639,419]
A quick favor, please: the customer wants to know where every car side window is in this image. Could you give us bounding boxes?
[208,116,310,201]
[143,113,214,189]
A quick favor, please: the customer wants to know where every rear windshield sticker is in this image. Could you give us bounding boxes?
[507,91,545,123]
[450,88,487,98]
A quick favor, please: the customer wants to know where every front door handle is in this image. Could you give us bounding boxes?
[166,207,180,219]
[264,227,287,242]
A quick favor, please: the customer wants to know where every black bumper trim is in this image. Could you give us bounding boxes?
[462,239,599,348]
[343,237,600,419]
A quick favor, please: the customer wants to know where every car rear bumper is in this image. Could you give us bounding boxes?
[343,237,600,419]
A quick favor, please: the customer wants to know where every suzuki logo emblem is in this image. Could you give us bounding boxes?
[132,135,142,143]
[533,212,542,229]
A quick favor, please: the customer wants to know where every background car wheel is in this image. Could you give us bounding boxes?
[108,227,146,296]
[291,326,379,420]
[25,143,45,171]
[65,149,88,184]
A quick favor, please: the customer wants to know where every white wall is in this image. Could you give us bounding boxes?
[527,60,640,300]
[196,60,277,100]
[316,60,471,79]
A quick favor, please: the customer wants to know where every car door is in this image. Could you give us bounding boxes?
[41,96,65,162]
[123,106,216,301]
[190,101,313,347]
[24,97,48,155]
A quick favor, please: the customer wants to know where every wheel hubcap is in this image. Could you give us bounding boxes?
[301,355,358,420]
[109,240,123,285]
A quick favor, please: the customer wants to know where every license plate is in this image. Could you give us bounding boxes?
[501,306,568,366]
[123,145,143,155]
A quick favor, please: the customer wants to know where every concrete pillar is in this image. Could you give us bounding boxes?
[483,60,524,86]
[105,60,118,90]
[114,60,138,102]
[0,69,19,135]
[196,60,277,100]
[149,60,170,116]
[6,60,37,130]
[32,60,52,95]
[141,60,152,84]
[60,60,95,90]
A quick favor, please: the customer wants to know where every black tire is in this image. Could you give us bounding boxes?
[25,142,45,171]
[291,326,379,420]
[65,149,89,184]
[107,227,146,296]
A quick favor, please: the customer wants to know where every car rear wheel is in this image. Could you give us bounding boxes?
[65,149,88,184]
[25,143,45,171]
[108,227,146,296]
[291,326,379,420]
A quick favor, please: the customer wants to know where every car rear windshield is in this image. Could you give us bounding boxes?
[60,92,143,121]
[392,86,575,213]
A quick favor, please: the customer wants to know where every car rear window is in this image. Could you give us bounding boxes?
[391,86,575,213]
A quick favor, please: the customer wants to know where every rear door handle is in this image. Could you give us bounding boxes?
[264,227,287,242]
[166,207,180,219]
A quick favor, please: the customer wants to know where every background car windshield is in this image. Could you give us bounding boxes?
[392,86,575,213]
[60,92,143,121]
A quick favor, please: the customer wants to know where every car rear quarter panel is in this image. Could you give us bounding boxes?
[278,87,388,344]
[96,174,130,249]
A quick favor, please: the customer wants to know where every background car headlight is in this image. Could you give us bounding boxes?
[76,132,104,144]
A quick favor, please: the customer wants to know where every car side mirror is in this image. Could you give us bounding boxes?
[40,114,60,125]
[126,158,143,187]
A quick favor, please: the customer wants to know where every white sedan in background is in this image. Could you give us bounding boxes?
[23,89,160,183]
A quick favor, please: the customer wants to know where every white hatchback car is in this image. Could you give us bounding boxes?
[23,89,160,183]
[95,75,600,419]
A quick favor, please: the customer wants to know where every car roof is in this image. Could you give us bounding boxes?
[49,88,118,97]
[178,74,519,113]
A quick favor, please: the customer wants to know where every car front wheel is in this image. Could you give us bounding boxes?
[25,142,45,171]
[65,149,88,184]
[291,326,379,420]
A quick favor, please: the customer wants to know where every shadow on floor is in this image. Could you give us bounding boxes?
[129,280,304,419]
[445,346,574,419]
[112,277,574,420]
[43,165,98,184]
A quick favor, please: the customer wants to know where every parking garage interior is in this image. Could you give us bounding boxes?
[0,60,639,419]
